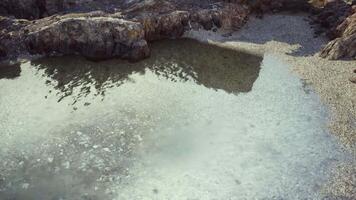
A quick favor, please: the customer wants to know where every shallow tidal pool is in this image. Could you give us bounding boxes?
[0,39,350,200]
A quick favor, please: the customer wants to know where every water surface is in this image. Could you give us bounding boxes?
[0,39,347,200]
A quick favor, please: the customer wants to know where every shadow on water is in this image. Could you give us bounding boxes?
[0,64,21,80]
[0,39,262,200]
[31,39,262,104]
[0,40,262,200]
[0,39,348,200]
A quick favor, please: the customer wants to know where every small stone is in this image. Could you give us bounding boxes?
[349,77,356,84]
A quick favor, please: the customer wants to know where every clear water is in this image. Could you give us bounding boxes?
[0,39,348,200]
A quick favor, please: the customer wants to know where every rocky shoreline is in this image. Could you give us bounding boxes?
[0,0,355,63]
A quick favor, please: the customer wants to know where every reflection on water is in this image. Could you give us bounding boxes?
[31,39,262,104]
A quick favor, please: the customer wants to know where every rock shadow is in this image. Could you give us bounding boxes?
[0,63,21,80]
[31,38,262,104]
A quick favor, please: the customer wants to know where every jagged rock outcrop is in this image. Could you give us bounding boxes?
[309,0,356,60]
[0,0,355,62]
[0,16,29,60]
[320,6,356,59]
[311,0,353,39]
[0,11,151,61]
[242,0,310,14]
[25,15,150,61]
[0,0,249,62]
[126,1,248,41]
[0,0,126,19]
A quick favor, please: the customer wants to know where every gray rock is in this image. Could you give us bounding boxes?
[0,0,250,62]
[320,9,356,60]
[26,16,150,61]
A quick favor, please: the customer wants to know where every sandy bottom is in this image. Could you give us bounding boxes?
[185,13,355,198]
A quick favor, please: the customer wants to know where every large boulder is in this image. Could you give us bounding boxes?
[123,0,189,40]
[25,15,150,61]
[0,16,29,60]
[126,0,249,41]
[138,11,190,40]
[0,0,249,62]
